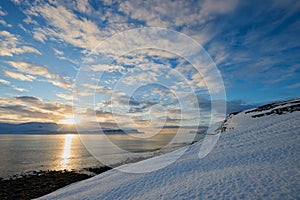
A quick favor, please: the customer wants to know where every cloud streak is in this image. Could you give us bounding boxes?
[4,70,35,81]
[0,31,41,56]
[6,61,73,90]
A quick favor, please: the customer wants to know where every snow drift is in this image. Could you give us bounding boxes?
[39,98,300,199]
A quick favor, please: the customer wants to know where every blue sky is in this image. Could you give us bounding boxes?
[0,0,299,128]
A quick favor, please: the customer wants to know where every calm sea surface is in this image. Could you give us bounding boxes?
[0,131,203,177]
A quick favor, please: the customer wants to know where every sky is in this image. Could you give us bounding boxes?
[0,0,299,129]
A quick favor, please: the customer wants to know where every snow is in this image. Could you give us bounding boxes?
[38,101,300,199]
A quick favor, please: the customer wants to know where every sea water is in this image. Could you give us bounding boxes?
[0,131,204,177]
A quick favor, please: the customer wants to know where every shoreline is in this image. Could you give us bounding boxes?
[0,166,112,200]
[0,155,158,199]
[0,141,198,199]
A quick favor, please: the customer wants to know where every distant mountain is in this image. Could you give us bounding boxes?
[0,122,140,134]
[0,122,73,134]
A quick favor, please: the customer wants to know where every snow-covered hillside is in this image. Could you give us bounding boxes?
[39,98,300,199]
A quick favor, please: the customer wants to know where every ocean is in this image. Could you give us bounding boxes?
[0,131,203,178]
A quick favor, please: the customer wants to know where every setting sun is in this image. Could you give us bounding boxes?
[59,115,77,125]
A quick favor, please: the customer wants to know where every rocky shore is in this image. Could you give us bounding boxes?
[0,166,111,200]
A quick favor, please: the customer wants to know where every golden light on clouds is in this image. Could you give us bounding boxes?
[59,115,76,125]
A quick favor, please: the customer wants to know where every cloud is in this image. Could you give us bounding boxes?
[10,0,21,5]
[0,78,10,85]
[195,95,257,114]
[0,6,6,16]
[90,64,125,72]
[0,6,11,27]
[118,0,238,37]
[7,61,73,90]
[75,0,91,14]
[12,86,26,92]
[0,78,26,92]
[27,3,105,50]
[285,82,300,89]
[19,1,136,52]
[8,61,58,79]
[56,93,74,101]
[0,96,73,123]
[0,31,41,56]
[0,19,12,27]
[23,16,39,25]
[4,70,35,81]
[52,48,78,65]
[52,48,64,56]
[15,96,40,103]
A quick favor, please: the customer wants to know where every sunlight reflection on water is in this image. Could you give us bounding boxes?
[60,134,74,169]
[0,132,205,177]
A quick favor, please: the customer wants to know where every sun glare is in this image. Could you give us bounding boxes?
[60,115,77,125]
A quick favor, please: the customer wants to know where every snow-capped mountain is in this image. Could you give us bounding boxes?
[39,98,300,199]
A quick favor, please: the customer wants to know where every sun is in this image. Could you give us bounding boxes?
[59,115,77,125]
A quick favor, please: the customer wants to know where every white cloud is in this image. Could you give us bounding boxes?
[0,31,41,56]
[56,93,74,101]
[0,78,10,85]
[0,6,6,16]
[12,86,26,92]
[0,78,26,92]
[50,79,73,90]
[76,0,91,14]
[8,61,59,79]
[20,1,135,52]
[117,0,239,46]
[4,70,35,81]
[0,19,12,27]
[23,16,39,25]
[10,0,21,5]
[28,4,105,50]
[33,29,48,43]
[119,0,238,28]
[7,61,73,90]
[52,48,64,56]
[90,64,125,72]
[52,48,78,65]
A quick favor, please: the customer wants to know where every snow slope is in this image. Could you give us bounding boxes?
[39,99,300,199]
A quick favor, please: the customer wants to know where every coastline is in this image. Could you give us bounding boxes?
[0,154,159,199]
[0,167,111,200]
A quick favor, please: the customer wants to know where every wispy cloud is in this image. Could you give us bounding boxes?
[0,6,12,27]
[0,78,10,85]
[0,31,41,56]
[27,3,104,50]
[4,70,35,81]
[52,48,64,56]
[0,6,6,16]
[56,93,74,101]
[285,82,300,89]
[0,78,26,92]
[6,61,73,90]
[0,19,12,27]
[119,0,238,28]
